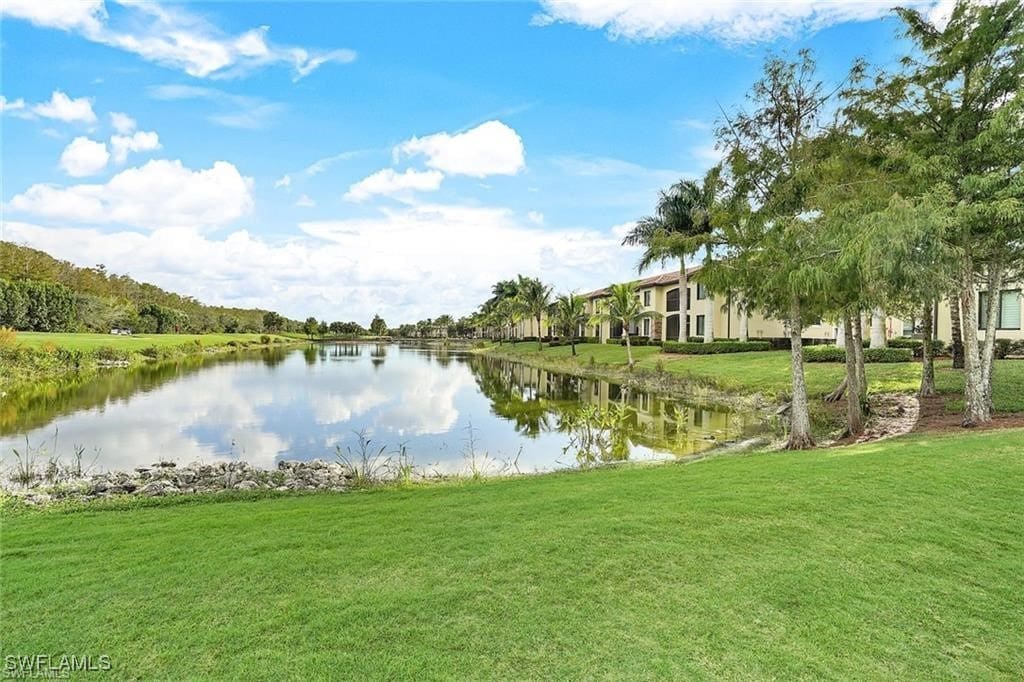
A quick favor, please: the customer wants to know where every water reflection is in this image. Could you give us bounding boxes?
[1,344,762,474]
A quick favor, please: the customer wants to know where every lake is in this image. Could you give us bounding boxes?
[1,343,765,476]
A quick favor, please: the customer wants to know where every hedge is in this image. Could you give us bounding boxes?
[662,340,772,355]
[804,345,913,363]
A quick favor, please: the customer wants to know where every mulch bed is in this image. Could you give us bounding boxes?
[914,395,1024,433]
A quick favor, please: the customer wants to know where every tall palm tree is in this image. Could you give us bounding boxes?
[516,275,553,350]
[552,292,591,356]
[594,282,661,368]
[621,167,723,342]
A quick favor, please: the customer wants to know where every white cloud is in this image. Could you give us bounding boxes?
[110,130,161,164]
[109,111,136,135]
[303,150,365,177]
[295,194,315,208]
[0,96,27,112]
[344,168,445,203]
[274,174,292,189]
[7,159,253,229]
[0,0,104,33]
[527,211,544,225]
[59,136,110,177]
[1,0,356,79]
[533,0,934,43]
[31,91,97,123]
[1,202,637,324]
[147,84,284,129]
[395,120,526,178]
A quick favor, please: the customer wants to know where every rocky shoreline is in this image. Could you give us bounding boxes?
[4,458,354,507]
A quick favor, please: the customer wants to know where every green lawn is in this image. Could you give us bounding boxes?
[3,430,1022,679]
[490,343,1024,412]
[11,331,292,352]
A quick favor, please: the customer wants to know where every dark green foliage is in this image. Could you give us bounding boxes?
[0,279,76,332]
[0,242,295,334]
[663,341,773,354]
[804,345,913,363]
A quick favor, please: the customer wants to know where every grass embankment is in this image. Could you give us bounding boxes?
[485,342,1024,414]
[3,429,1022,678]
[0,332,297,390]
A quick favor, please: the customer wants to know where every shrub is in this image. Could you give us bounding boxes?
[93,345,130,362]
[687,336,705,343]
[663,340,772,355]
[804,345,913,363]
[260,334,272,345]
[226,340,241,347]
[581,336,600,344]
[139,345,161,359]
[648,339,663,347]
[521,336,539,343]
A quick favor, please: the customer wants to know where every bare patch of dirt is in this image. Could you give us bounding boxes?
[914,396,1024,433]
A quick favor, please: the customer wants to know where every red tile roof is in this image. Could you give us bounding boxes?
[580,265,703,299]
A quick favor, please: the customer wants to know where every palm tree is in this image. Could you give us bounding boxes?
[621,167,723,342]
[434,314,454,338]
[516,275,553,350]
[552,292,591,356]
[594,282,660,368]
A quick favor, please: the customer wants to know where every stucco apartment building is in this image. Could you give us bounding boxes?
[514,266,1023,346]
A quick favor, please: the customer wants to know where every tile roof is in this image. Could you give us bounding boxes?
[580,265,703,299]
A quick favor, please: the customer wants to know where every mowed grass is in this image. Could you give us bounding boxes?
[3,430,1023,679]
[491,343,1024,412]
[11,331,292,352]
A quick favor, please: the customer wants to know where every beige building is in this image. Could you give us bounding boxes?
[509,268,1022,346]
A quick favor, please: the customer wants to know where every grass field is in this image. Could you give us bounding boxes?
[3,429,1021,678]
[11,331,292,352]
[489,343,1024,412]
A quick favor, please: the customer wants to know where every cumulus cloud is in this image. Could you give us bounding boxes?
[7,159,253,229]
[1,0,356,79]
[295,194,315,208]
[532,0,935,43]
[395,120,526,178]
[110,130,161,164]
[109,111,136,135]
[0,96,27,112]
[30,91,97,123]
[59,137,110,177]
[2,202,636,323]
[344,168,445,203]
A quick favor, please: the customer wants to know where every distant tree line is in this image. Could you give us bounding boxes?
[0,242,302,334]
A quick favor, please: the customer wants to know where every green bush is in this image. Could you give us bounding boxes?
[888,337,923,350]
[687,336,704,343]
[93,346,130,363]
[260,334,272,345]
[804,345,913,363]
[663,341,772,355]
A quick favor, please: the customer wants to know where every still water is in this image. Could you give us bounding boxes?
[1,344,764,475]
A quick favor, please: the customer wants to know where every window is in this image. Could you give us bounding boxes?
[666,314,679,340]
[643,290,651,307]
[696,283,707,300]
[902,318,917,337]
[666,288,679,312]
[642,318,651,337]
[696,315,706,337]
[979,290,1022,330]
[686,287,691,308]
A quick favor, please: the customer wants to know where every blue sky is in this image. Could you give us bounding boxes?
[0,1,951,324]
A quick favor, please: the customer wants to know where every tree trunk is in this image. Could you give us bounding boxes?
[678,261,688,342]
[950,294,965,369]
[704,295,715,342]
[870,308,886,348]
[843,312,864,437]
[960,256,988,426]
[622,325,633,368]
[738,300,749,342]
[980,263,1004,414]
[835,317,846,348]
[786,298,815,450]
[536,315,543,351]
[919,301,936,398]
[852,313,867,407]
